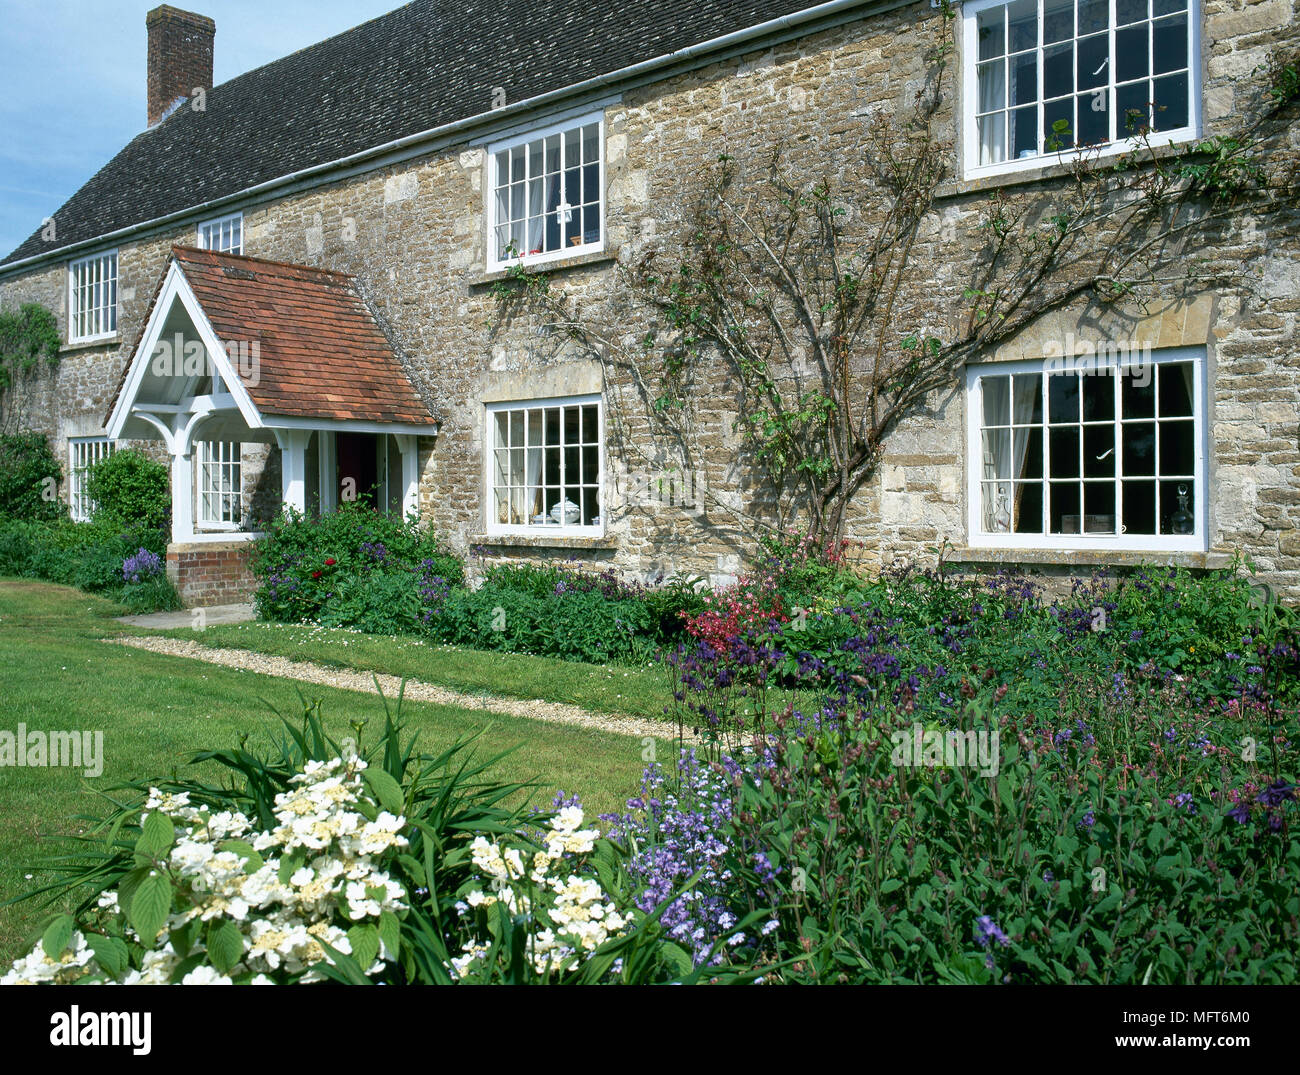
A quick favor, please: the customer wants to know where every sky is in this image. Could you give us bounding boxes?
[0,0,405,257]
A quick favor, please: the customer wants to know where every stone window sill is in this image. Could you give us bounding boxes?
[467,250,618,290]
[60,335,121,355]
[470,532,618,551]
[945,547,1234,571]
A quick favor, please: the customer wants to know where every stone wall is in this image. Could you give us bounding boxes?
[2,0,1296,598]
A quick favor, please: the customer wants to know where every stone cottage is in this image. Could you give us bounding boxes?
[0,0,1296,606]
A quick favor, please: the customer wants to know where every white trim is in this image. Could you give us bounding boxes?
[484,393,605,538]
[67,250,118,343]
[959,0,1202,181]
[262,415,438,435]
[196,212,244,254]
[486,111,606,273]
[173,530,263,545]
[67,436,115,522]
[963,346,1208,553]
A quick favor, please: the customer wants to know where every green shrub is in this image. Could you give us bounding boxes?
[85,449,170,533]
[0,432,65,522]
[316,571,427,635]
[119,573,182,614]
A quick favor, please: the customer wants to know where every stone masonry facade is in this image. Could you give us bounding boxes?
[2,0,1297,603]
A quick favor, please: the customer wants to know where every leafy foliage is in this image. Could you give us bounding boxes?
[0,432,64,521]
[85,449,170,534]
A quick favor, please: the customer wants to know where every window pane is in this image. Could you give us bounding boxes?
[1158,362,1194,416]
[1117,0,1149,25]
[1084,482,1117,532]
[1122,422,1156,474]
[1077,91,1108,146]
[1153,73,1189,130]
[1014,482,1043,533]
[1044,96,1075,149]
[983,429,1012,479]
[1043,0,1074,44]
[1043,41,1074,100]
[1077,32,1109,91]
[977,6,1004,61]
[1083,370,1114,421]
[1116,80,1152,134]
[1123,372,1156,418]
[1116,24,1150,83]
[1007,0,1037,53]
[1160,479,1196,534]
[977,60,1007,112]
[982,375,1010,425]
[1084,424,1116,477]
[1050,427,1081,478]
[1051,482,1082,533]
[1123,479,1157,534]
[1048,374,1080,424]
[1159,420,1194,475]
[1010,52,1038,107]
[1015,427,1043,479]
[1079,0,1109,36]
[1153,0,1186,15]
[978,113,1008,165]
[1011,106,1038,158]
[1153,13,1188,74]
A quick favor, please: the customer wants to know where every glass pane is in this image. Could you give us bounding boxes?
[1012,373,1043,424]
[1015,428,1043,479]
[545,408,561,445]
[1123,479,1157,534]
[1117,0,1148,25]
[1084,483,1117,532]
[1153,0,1186,15]
[1043,42,1074,100]
[1050,427,1081,478]
[1160,480,1196,534]
[494,411,511,449]
[977,60,1007,112]
[1008,0,1038,53]
[582,404,598,444]
[982,375,1010,425]
[1153,73,1189,130]
[1078,33,1109,91]
[1153,13,1188,73]
[1117,24,1150,83]
[977,6,1005,61]
[1078,92,1108,146]
[1011,106,1038,158]
[1043,0,1074,44]
[1079,0,1110,36]
[1083,370,1114,421]
[582,444,599,484]
[978,113,1008,165]
[1122,422,1156,474]
[1010,52,1038,107]
[1051,482,1083,533]
[510,410,524,446]
[545,135,561,174]
[1159,420,1195,475]
[983,429,1013,479]
[1048,373,1080,424]
[1044,96,1075,149]
[1116,80,1152,134]
[1158,362,1194,416]
[1014,482,1043,533]
[1123,371,1156,418]
[1084,424,1116,477]
[582,123,600,164]
[983,482,1014,532]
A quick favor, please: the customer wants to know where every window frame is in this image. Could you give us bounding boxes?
[483,393,605,538]
[68,437,115,523]
[196,212,243,255]
[960,0,1202,181]
[485,112,606,273]
[196,440,243,531]
[67,250,119,343]
[964,346,1208,552]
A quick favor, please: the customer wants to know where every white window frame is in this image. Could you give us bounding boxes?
[486,112,606,273]
[197,440,243,531]
[196,212,243,254]
[484,394,604,538]
[67,251,119,343]
[964,346,1207,552]
[68,437,115,523]
[960,0,1201,180]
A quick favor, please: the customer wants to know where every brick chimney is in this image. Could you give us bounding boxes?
[146,6,214,127]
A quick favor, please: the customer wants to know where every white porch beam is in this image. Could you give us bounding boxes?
[394,434,420,520]
[172,448,195,543]
[317,430,337,514]
[275,430,312,516]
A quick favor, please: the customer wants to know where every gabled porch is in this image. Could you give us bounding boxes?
[106,247,438,604]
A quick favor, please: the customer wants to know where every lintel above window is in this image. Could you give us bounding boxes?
[487,113,605,272]
[961,0,1200,179]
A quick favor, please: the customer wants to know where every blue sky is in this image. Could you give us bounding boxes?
[0,0,404,257]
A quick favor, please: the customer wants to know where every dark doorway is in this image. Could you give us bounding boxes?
[337,432,379,506]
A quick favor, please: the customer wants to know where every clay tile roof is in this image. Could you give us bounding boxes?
[151,246,433,425]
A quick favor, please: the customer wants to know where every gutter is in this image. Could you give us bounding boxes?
[0,0,919,279]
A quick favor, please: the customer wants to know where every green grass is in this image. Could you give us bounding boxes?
[146,620,675,719]
[0,581,648,966]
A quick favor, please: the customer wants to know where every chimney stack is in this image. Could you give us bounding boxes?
[146,6,214,127]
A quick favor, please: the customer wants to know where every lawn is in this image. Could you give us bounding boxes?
[0,580,649,965]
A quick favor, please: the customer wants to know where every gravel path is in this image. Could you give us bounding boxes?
[108,635,688,742]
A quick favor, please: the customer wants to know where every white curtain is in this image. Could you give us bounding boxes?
[978,60,1006,166]
[982,376,1039,532]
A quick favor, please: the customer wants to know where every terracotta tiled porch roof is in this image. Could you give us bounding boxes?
[113,246,434,425]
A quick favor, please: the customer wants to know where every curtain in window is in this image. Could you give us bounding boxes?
[978,62,1005,166]
[982,378,1038,532]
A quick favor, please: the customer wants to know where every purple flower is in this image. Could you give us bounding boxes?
[122,547,164,585]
